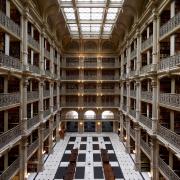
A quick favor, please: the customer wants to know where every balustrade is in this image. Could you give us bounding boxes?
[28,35,39,50]
[27,91,39,101]
[44,50,50,59]
[130,128,135,137]
[140,139,151,156]
[27,115,39,129]
[102,63,115,68]
[159,93,180,107]
[0,11,20,37]
[129,109,136,118]
[29,64,40,74]
[130,90,136,97]
[141,91,153,101]
[140,64,152,75]
[130,49,137,59]
[43,90,50,97]
[139,114,152,129]
[141,35,153,51]
[0,92,20,108]
[27,139,39,158]
[43,109,51,118]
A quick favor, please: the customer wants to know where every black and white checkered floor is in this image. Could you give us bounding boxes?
[33,133,149,180]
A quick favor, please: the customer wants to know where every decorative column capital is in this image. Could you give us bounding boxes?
[151,79,157,87]
[23,79,29,87]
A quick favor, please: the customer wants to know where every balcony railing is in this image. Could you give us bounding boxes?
[160,93,180,108]
[0,10,20,37]
[0,125,21,150]
[141,91,153,101]
[29,64,40,74]
[53,105,57,111]
[53,90,57,96]
[84,102,96,106]
[43,109,51,118]
[84,63,97,67]
[122,105,127,111]
[129,70,136,77]
[0,158,20,180]
[0,92,20,108]
[63,76,79,80]
[43,90,50,97]
[139,114,152,129]
[44,129,50,138]
[101,89,115,93]
[141,35,153,51]
[27,91,39,101]
[130,49,137,59]
[102,76,115,80]
[140,139,151,156]
[44,50,50,59]
[130,90,136,97]
[84,89,96,93]
[102,102,119,107]
[140,64,152,75]
[45,70,52,77]
[28,35,39,50]
[123,90,127,96]
[27,139,39,158]
[84,76,97,80]
[160,12,180,37]
[64,102,78,107]
[129,109,136,118]
[102,63,115,68]
[66,62,79,67]
[130,128,135,138]
[27,115,39,129]
[157,125,180,150]
[159,157,180,180]
[65,89,78,94]
[159,54,180,71]
[0,53,21,70]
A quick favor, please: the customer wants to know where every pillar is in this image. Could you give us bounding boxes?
[119,111,124,141]
[48,117,53,154]
[125,116,130,153]
[134,123,141,171]
[136,80,141,122]
[5,0,10,56]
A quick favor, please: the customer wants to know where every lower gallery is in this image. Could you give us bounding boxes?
[0,0,180,180]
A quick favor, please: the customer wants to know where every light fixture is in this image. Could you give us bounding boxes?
[124,136,127,140]
[148,172,152,178]
[97,122,101,126]
[25,173,30,178]
[79,122,83,126]
[42,150,46,154]
[133,150,136,154]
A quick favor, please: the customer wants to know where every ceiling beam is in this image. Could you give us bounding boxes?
[72,0,82,38]
[100,0,110,39]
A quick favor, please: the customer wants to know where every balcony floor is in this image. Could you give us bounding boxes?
[31,133,149,180]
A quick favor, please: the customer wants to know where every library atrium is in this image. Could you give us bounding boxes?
[0,0,180,179]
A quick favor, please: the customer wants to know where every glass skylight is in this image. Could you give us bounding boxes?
[59,0,124,39]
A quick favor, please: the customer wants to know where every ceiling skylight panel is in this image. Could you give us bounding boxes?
[65,12,76,20]
[103,24,113,32]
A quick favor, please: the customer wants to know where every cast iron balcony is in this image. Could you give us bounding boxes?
[129,109,136,118]
[140,139,151,157]
[29,64,40,74]
[159,93,180,108]
[160,12,180,38]
[43,90,50,98]
[44,50,50,59]
[130,90,136,98]
[141,91,153,101]
[27,91,39,101]
[43,109,51,118]
[27,115,39,129]
[130,49,137,59]
[0,92,20,108]
[44,128,50,139]
[0,11,20,37]
[139,114,152,129]
[0,125,21,151]
[130,127,135,138]
[141,35,153,51]
[27,139,39,158]
[0,53,21,70]
[28,35,39,50]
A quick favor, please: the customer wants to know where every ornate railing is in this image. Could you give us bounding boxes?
[130,128,135,137]
[157,125,180,150]
[0,10,20,37]
[160,12,180,37]
[53,105,57,111]
[159,157,180,180]
[0,125,21,150]
[123,90,127,96]
[130,90,136,97]
[159,54,180,70]
[63,76,79,80]
[27,91,39,101]
[129,109,136,118]
[84,102,97,106]
[43,90,50,97]
[53,90,57,96]
[159,93,180,107]
[140,139,151,156]
[129,70,136,77]
[101,89,115,93]
[102,76,116,80]
[141,35,153,51]
[43,109,51,118]
[141,91,153,101]
[27,115,39,129]
[122,105,127,111]
[66,62,79,67]
[27,139,39,158]
[0,92,20,108]
[65,89,78,93]
[130,49,137,59]
[29,64,40,74]
[0,53,21,70]
[84,76,97,80]
[139,114,152,129]
[84,63,97,67]
[84,89,96,93]
[28,35,39,50]
[102,63,115,68]
[45,70,52,77]
[0,158,20,180]
[64,102,78,107]
[124,57,127,64]
[44,129,50,138]
[44,50,50,59]
[102,103,119,107]
[140,64,152,75]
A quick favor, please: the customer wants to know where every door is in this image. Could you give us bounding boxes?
[84,121,95,132]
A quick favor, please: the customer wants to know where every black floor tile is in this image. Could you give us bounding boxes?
[80,144,86,150]
[103,136,110,141]
[61,154,70,162]
[54,167,66,179]
[94,167,104,179]
[75,167,85,179]
[93,154,101,162]
[92,137,98,141]
[109,153,118,162]
[78,154,86,162]
[93,144,99,150]
[66,144,74,150]
[112,166,124,178]
[69,137,76,141]
[105,144,113,150]
[81,137,87,142]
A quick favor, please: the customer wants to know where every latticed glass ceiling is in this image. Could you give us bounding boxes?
[58,0,124,39]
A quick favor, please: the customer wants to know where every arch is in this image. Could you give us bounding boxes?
[65,110,78,119]
[84,41,97,52]
[102,111,114,119]
[84,110,96,119]
[102,41,114,51]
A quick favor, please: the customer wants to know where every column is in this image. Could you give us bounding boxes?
[5,0,10,56]
[19,137,28,180]
[78,109,84,133]
[136,80,141,122]
[170,78,175,130]
[50,82,53,113]
[134,123,141,171]
[136,29,141,74]
[40,28,45,75]
[48,117,53,154]
[119,111,124,141]
[150,137,159,180]
[152,78,158,133]
[170,1,175,56]
[39,81,44,123]
[4,77,8,131]
[56,111,60,141]
[126,82,130,114]
[125,116,130,153]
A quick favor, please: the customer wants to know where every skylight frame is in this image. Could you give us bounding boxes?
[59,0,124,39]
